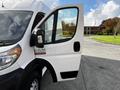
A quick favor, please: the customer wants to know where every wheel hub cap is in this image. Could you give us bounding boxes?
[30,79,39,90]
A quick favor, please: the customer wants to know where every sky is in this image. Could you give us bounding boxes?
[59,0,120,26]
[59,0,104,14]
[0,0,120,26]
[83,0,120,26]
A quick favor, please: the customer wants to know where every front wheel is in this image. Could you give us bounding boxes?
[18,71,41,90]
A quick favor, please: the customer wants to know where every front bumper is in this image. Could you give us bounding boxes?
[0,69,24,90]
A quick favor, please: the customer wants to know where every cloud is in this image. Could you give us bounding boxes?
[39,0,59,9]
[85,0,120,26]
[0,0,59,9]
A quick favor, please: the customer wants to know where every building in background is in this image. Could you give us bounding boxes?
[84,26,101,35]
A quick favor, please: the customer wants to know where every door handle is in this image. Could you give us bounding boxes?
[73,41,80,52]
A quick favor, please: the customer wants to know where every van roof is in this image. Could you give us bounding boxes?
[0,0,50,13]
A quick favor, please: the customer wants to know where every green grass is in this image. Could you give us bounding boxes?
[91,35,120,45]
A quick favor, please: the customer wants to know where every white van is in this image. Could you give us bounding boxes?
[0,1,83,90]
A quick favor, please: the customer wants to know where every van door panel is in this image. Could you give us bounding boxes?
[35,5,84,81]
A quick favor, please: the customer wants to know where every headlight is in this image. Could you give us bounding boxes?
[0,45,22,70]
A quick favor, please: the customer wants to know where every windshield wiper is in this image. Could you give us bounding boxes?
[0,41,12,46]
[0,41,5,46]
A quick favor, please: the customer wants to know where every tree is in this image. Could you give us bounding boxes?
[114,20,120,37]
[100,17,120,35]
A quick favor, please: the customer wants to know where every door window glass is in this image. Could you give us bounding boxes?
[40,15,54,43]
[56,8,78,41]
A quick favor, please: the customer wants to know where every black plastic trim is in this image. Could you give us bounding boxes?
[32,12,45,30]
[52,11,58,43]
[60,71,78,79]
[74,41,80,52]
[0,68,24,90]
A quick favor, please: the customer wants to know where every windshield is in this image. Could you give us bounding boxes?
[0,11,33,46]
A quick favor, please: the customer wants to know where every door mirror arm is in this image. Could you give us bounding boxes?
[30,33,36,47]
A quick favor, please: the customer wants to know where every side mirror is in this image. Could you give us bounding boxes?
[36,29,45,48]
[30,29,45,48]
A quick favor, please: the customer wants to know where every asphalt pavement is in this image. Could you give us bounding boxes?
[40,36,120,90]
[83,37,120,60]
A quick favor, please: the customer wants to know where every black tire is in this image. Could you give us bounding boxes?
[18,71,41,90]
